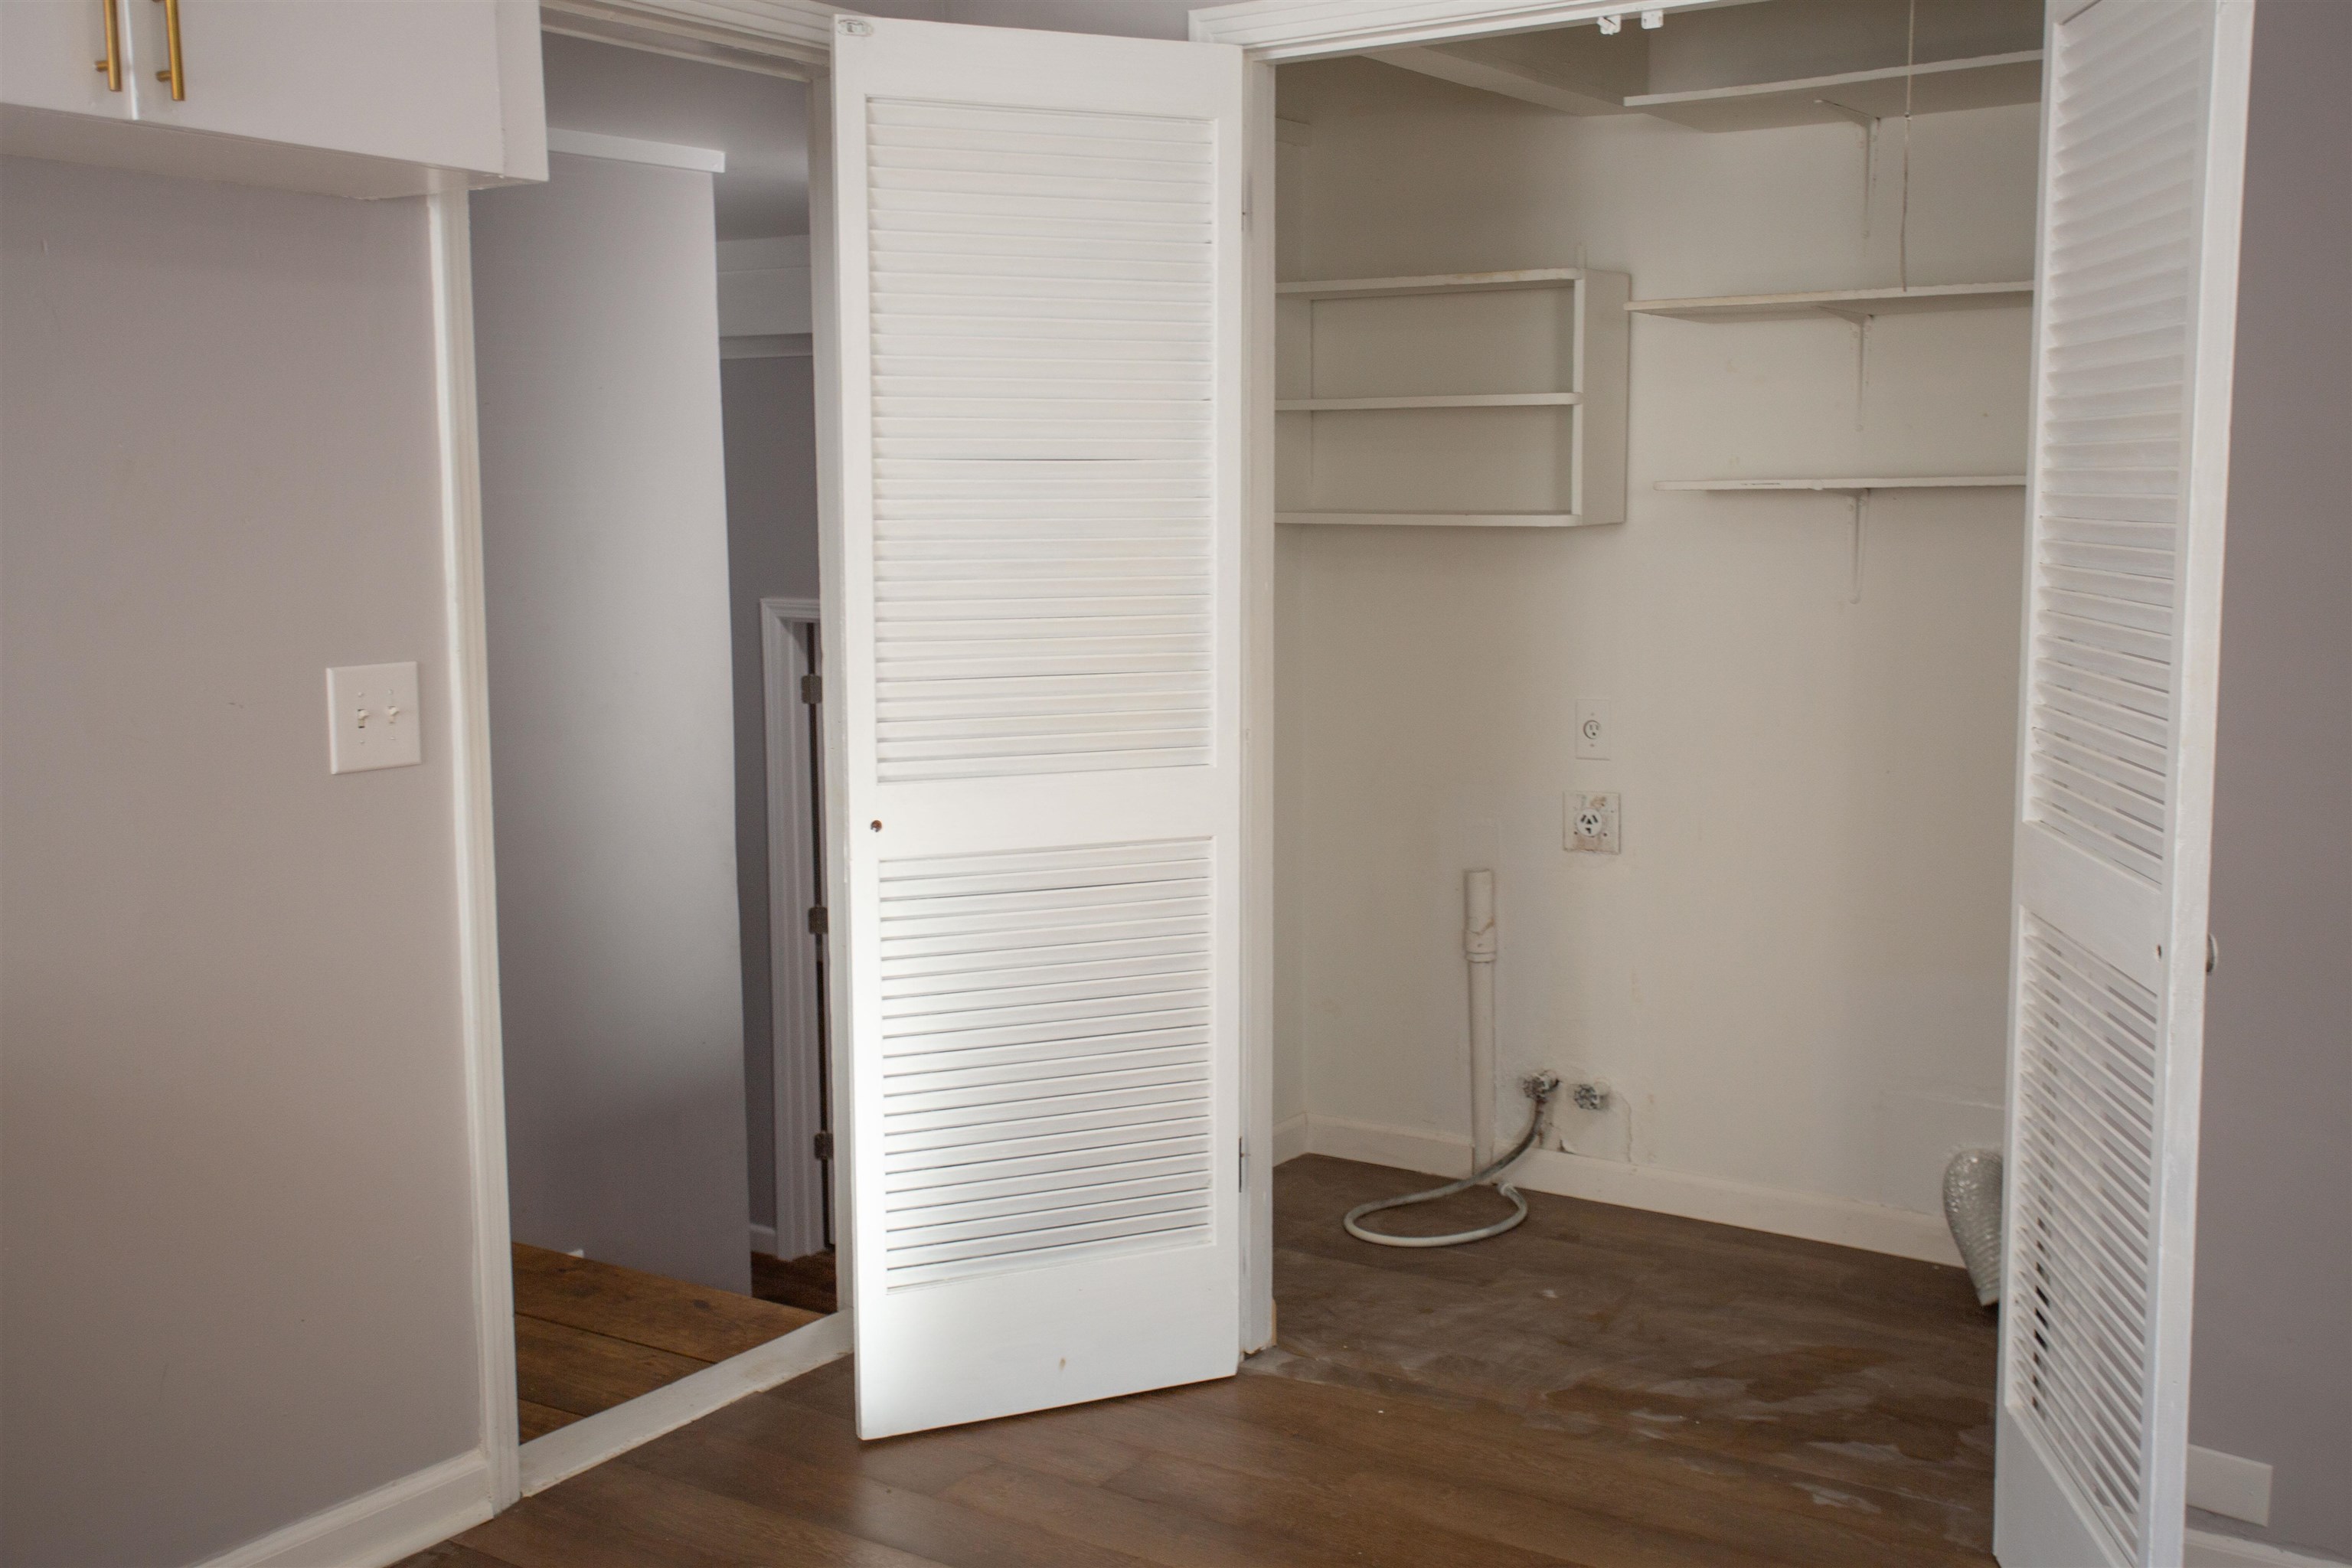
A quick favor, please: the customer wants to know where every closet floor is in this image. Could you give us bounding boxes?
[511,1244,823,1442]
[415,1162,1995,1566]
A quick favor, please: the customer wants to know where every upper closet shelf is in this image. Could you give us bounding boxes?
[1625,51,2044,133]
[1658,476,2025,492]
[1277,269,1595,301]
[1627,282,2034,323]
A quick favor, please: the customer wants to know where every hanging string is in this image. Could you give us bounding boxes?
[1899,0,1916,289]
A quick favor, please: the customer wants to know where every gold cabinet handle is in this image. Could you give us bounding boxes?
[152,0,183,100]
[94,0,123,90]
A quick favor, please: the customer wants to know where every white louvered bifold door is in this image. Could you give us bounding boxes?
[824,15,1246,1440]
[1994,4,2252,1564]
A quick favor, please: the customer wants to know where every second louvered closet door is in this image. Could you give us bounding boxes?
[1993,3,2254,1565]
[826,15,1246,1443]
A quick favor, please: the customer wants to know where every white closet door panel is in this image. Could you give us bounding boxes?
[830,15,1246,1441]
[1995,3,2252,1565]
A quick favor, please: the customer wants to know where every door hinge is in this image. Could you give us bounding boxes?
[813,1129,834,1161]
[1239,1136,1248,1191]
[800,672,822,705]
[1242,174,1253,232]
[807,905,828,936]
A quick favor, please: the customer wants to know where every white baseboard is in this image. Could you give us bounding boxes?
[2189,1443,2276,1527]
[193,1449,493,1568]
[519,1309,851,1498]
[749,1221,779,1256]
[2187,1527,2351,1568]
[1271,1112,1309,1165]
[1300,1114,1962,1267]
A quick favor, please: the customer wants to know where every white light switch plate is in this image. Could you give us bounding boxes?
[1566,792,1621,854]
[1575,699,1612,760]
[326,662,421,774]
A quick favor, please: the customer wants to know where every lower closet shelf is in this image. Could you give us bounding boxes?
[1276,510,1596,528]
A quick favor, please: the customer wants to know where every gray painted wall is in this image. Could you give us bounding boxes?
[2188,1,2352,1557]
[473,152,750,1295]
[723,354,821,1236]
[0,157,482,1566]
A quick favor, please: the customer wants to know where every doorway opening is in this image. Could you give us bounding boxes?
[754,598,834,1306]
[468,28,840,1482]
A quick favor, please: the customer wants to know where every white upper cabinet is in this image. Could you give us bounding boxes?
[0,0,546,198]
[2,0,139,120]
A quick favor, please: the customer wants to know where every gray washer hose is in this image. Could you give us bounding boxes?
[1344,1076,1558,1248]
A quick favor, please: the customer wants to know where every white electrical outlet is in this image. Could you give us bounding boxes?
[1574,698,1612,760]
[1566,791,1621,854]
[1571,705,1609,766]
[326,662,422,775]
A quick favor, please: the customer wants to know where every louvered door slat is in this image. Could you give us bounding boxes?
[1997,4,2252,1564]
[865,86,1217,784]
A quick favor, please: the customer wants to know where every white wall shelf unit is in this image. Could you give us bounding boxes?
[1627,282,2034,323]
[1276,267,1628,528]
[1658,478,2027,603]
[1658,476,2027,492]
[1276,511,1581,528]
[1624,51,2045,133]
[1276,391,1583,411]
[1279,268,1594,299]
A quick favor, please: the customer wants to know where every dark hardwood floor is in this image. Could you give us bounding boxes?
[415,1159,1995,1566]
[511,1244,822,1440]
[751,1246,839,1316]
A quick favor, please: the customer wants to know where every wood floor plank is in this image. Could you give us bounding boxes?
[714,1380,1073,1497]
[514,1315,709,1419]
[514,1243,818,1363]
[459,1457,949,1568]
[518,1399,581,1442]
[1100,1447,1584,1568]
[396,1545,526,1568]
[968,1378,1792,1568]
[626,1416,1164,1568]
[762,1361,1154,1488]
[938,1461,1356,1568]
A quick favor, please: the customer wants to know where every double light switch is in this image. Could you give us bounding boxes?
[327,662,421,774]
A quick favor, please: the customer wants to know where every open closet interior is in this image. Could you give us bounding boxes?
[468,33,832,1449]
[1269,0,2040,1248]
[1250,3,2049,1553]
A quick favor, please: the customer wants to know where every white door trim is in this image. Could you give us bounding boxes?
[761,596,828,1263]
[537,0,844,76]
[1187,0,1743,60]
[428,186,521,1514]
[1236,54,1278,1357]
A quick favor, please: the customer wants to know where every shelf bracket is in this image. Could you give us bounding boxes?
[1814,96,1878,129]
[1849,488,1870,603]
[1818,308,1875,430]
